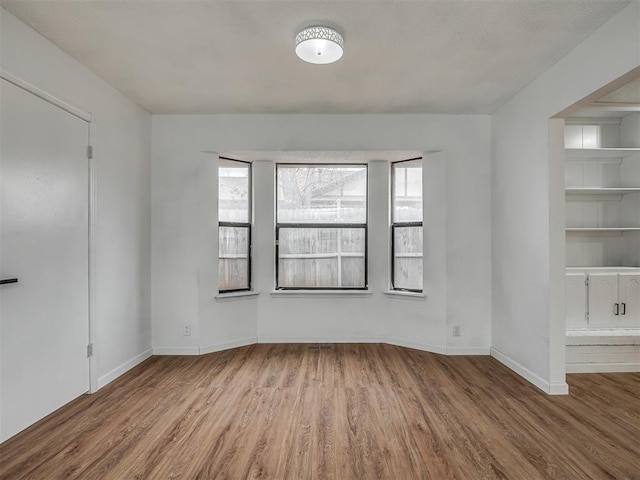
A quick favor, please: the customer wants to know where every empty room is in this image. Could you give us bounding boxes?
[0,0,639,478]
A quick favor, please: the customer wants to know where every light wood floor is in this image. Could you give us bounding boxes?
[1,344,638,479]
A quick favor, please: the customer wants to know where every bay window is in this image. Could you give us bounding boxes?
[276,164,368,289]
[218,157,251,292]
[391,158,423,292]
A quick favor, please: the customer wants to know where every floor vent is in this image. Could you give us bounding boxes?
[307,345,333,350]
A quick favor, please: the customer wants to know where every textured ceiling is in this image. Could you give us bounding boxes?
[596,77,640,104]
[1,0,632,114]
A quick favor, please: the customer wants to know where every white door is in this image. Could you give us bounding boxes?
[588,273,618,327]
[566,273,587,329]
[1,80,90,442]
[618,274,640,326]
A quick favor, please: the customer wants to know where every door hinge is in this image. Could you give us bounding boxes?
[87,343,94,358]
[87,145,93,160]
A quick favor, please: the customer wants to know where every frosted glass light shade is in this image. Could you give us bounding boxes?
[295,26,344,64]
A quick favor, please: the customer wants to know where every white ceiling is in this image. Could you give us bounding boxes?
[1,0,632,114]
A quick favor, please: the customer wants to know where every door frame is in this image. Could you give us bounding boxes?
[1,67,99,393]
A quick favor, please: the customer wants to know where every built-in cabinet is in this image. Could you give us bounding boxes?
[566,270,640,329]
[565,112,640,279]
[564,110,640,372]
[589,273,640,326]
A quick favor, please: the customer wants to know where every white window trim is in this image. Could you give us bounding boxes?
[215,291,260,301]
[270,290,372,298]
[383,290,427,300]
[275,163,369,290]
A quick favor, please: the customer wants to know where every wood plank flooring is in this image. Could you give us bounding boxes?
[1,344,638,479]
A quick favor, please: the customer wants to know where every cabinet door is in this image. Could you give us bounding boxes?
[618,274,640,326]
[566,273,587,329]
[588,274,619,326]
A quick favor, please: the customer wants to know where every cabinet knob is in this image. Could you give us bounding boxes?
[620,303,626,315]
[614,303,619,315]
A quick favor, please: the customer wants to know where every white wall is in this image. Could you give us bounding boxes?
[151,115,492,354]
[1,8,152,388]
[491,1,640,394]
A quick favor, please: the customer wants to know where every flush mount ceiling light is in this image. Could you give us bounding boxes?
[295,26,344,64]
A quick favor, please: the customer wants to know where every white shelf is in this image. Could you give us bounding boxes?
[566,227,640,232]
[567,266,640,273]
[570,104,640,117]
[566,328,640,339]
[565,188,640,195]
[565,148,640,159]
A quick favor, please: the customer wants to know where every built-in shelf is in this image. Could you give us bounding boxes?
[566,266,640,272]
[565,188,640,195]
[566,227,640,232]
[571,103,640,117]
[563,110,640,369]
[565,148,640,159]
[566,328,640,337]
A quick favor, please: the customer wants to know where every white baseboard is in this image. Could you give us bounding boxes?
[97,347,153,390]
[446,346,491,355]
[257,336,385,344]
[199,337,258,355]
[150,339,485,357]
[548,382,570,395]
[490,347,569,395]
[386,337,447,355]
[566,362,640,373]
[152,346,200,355]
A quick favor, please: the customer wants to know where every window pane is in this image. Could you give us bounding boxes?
[393,159,422,223]
[278,227,365,288]
[219,226,249,290]
[393,226,423,290]
[219,158,249,223]
[277,165,366,223]
[341,257,365,287]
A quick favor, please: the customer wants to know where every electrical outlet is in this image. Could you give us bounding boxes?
[183,324,191,336]
[452,325,461,337]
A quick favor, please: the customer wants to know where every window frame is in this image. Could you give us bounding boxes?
[391,157,423,293]
[275,163,368,291]
[218,156,252,294]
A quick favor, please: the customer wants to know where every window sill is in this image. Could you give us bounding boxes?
[383,290,426,300]
[215,291,260,301]
[270,290,373,298]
